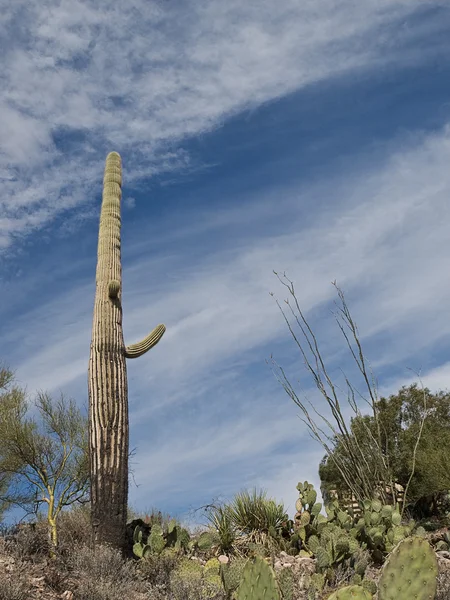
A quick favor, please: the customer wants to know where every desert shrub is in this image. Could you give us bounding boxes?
[136,547,181,588]
[56,504,91,554]
[0,555,30,600]
[169,577,227,600]
[3,521,49,562]
[68,543,146,599]
[73,543,144,596]
[133,506,176,530]
[0,576,29,600]
[73,578,144,600]
[68,543,138,583]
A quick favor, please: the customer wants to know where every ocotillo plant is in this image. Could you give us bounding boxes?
[88,152,165,551]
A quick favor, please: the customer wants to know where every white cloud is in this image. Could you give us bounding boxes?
[6,124,450,400]
[124,196,136,210]
[1,0,449,247]
[379,362,450,399]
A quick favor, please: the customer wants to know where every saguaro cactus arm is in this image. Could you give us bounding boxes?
[125,324,166,358]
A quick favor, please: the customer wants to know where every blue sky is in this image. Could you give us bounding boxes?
[1,1,450,527]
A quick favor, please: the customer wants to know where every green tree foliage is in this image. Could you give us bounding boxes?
[0,365,89,551]
[320,383,450,516]
[0,366,23,521]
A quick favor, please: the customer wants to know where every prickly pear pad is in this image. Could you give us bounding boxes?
[378,536,438,600]
[236,555,280,600]
[327,585,372,600]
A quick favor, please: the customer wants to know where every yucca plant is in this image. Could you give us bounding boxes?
[227,489,288,534]
[206,505,236,554]
[204,489,289,557]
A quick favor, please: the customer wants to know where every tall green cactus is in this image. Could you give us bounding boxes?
[378,536,438,600]
[88,152,165,551]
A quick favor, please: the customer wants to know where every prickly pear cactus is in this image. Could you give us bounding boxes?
[132,526,152,559]
[354,499,414,562]
[149,523,166,555]
[202,558,223,596]
[378,536,438,600]
[221,557,247,596]
[236,555,281,600]
[307,572,325,600]
[276,567,294,600]
[170,557,203,598]
[196,530,220,551]
[307,523,361,577]
[294,481,326,545]
[327,585,372,600]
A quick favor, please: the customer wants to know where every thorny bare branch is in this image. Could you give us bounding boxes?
[268,272,413,507]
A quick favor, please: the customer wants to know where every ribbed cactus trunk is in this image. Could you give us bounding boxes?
[88,152,165,552]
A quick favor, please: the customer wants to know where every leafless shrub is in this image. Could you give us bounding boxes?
[3,522,49,562]
[68,543,147,600]
[269,273,425,510]
[68,543,138,584]
[136,551,181,588]
[56,504,91,554]
[0,576,30,600]
[0,558,31,600]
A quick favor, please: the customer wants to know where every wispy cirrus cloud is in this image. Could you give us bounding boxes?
[1,1,449,248]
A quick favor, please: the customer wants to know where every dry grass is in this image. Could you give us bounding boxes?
[2,521,49,562]
[67,543,148,600]
[136,548,180,588]
[0,557,30,600]
[56,504,92,551]
[0,578,30,600]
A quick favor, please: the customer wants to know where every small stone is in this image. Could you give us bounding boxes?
[282,554,295,565]
[218,555,229,564]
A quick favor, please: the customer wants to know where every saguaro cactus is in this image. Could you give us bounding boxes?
[88,152,165,551]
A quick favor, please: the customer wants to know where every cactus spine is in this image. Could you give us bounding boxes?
[88,152,165,551]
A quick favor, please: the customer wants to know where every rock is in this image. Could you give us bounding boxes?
[218,555,229,564]
[295,557,315,569]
